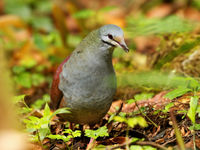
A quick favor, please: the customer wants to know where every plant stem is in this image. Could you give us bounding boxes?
[36,129,44,150]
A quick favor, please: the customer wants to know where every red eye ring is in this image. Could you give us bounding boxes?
[108,34,113,39]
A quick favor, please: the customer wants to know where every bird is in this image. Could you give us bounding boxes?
[50,24,129,126]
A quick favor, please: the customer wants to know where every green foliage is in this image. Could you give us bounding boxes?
[154,38,200,69]
[130,145,157,150]
[192,0,200,9]
[47,134,70,142]
[113,116,148,128]
[127,15,194,37]
[31,94,50,110]
[164,87,191,100]
[127,92,154,104]
[85,126,109,139]
[118,71,182,90]
[162,103,174,113]
[33,32,63,50]
[63,129,81,138]
[134,93,154,101]
[14,72,32,88]
[13,94,26,104]
[23,103,70,142]
[72,6,116,20]
[188,96,199,124]
[73,9,96,19]
[47,129,81,142]
[23,103,51,141]
[164,77,200,100]
[14,94,32,114]
[12,64,49,88]
[92,144,106,150]
[66,34,82,48]
[14,94,71,142]
[118,71,200,93]
[4,0,53,31]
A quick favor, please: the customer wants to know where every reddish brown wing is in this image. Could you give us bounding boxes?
[50,56,71,109]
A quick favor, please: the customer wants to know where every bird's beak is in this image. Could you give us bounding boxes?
[114,37,129,53]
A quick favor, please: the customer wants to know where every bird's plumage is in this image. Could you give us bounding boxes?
[50,24,128,125]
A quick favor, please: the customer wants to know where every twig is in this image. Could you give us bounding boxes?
[169,109,185,150]
[136,141,168,150]
[135,102,158,127]
[162,137,176,146]
[116,102,124,116]
[107,139,168,150]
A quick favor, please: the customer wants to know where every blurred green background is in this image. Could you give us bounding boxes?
[1,0,200,101]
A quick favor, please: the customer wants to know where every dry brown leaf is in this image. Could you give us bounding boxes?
[0,15,26,28]
[146,4,173,18]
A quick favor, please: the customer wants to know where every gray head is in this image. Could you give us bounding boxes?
[99,24,129,52]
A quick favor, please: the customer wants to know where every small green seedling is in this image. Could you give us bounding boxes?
[85,126,109,140]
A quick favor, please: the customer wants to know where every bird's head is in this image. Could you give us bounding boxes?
[99,24,129,52]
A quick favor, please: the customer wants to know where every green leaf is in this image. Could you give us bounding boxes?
[19,107,32,114]
[92,144,106,150]
[154,38,200,69]
[127,15,194,36]
[5,4,32,20]
[13,95,26,104]
[63,129,81,138]
[126,99,136,104]
[38,127,50,141]
[187,78,200,91]
[14,72,32,88]
[33,34,47,50]
[35,1,53,13]
[47,134,70,142]
[71,130,81,137]
[67,34,82,48]
[192,0,200,9]
[12,66,26,74]
[31,94,50,110]
[31,73,45,86]
[99,6,117,12]
[193,124,200,130]
[130,145,143,150]
[143,146,157,150]
[31,16,53,32]
[188,96,199,124]
[196,105,200,113]
[73,9,95,19]
[50,107,70,120]
[134,93,154,101]
[126,116,148,128]
[163,102,174,113]
[164,87,191,100]
[43,103,51,118]
[113,116,127,123]
[85,126,109,139]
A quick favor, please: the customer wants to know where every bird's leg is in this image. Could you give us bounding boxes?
[86,138,95,150]
[79,124,84,136]
[69,123,74,130]
[86,125,95,150]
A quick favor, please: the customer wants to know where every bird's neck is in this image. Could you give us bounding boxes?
[87,30,114,62]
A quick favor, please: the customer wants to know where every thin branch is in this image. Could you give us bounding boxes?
[135,102,158,127]
[107,139,168,150]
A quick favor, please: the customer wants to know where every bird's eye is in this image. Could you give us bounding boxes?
[108,34,113,39]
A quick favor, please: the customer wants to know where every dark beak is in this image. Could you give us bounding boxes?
[113,37,129,53]
[118,40,129,53]
[120,43,129,53]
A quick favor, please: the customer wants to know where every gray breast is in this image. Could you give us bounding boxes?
[58,53,116,125]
